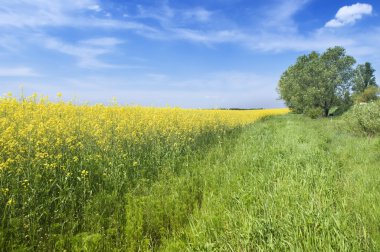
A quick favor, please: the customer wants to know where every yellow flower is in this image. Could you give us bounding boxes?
[22,179,29,188]
[81,170,89,177]
[0,93,289,197]
[6,198,15,206]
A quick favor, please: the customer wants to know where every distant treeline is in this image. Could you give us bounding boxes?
[217,108,264,110]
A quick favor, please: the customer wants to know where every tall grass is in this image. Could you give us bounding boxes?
[162,115,380,251]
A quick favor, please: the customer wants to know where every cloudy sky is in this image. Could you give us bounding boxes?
[0,0,379,108]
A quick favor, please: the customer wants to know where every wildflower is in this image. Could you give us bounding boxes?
[22,180,29,188]
[6,198,15,206]
[81,170,89,177]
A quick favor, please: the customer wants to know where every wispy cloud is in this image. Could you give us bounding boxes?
[0,0,377,55]
[0,0,155,34]
[88,4,102,12]
[35,35,123,68]
[166,28,245,45]
[0,67,39,77]
[0,0,379,83]
[325,3,373,28]
[134,1,215,30]
[0,1,155,71]
[134,0,378,59]
[0,0,95,27]
[127,0,315,49]
[262,0,311,33]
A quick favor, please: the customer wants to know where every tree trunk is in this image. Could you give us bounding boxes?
[323,102,330,117]
[324,107,329,117]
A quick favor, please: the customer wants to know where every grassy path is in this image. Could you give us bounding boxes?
[161,115,380,251]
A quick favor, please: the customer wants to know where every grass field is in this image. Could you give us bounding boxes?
[161,115,380,251]
[1,98,379,251]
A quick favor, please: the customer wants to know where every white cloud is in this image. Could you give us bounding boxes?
[36,35,120,68]
[136,3,215,27]
[0,0,379,80]
[0,0,155,34]
[166,28,243,44]
[262,0,311,33]
[88,4,101,12]
[0,0,96,27]
[325,3,373,28]
[34,35,145,69]
[0,67,39,77]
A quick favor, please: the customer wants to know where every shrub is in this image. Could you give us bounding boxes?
[305,107,323,119]
[353,86,379,103]
[342,100,380,136]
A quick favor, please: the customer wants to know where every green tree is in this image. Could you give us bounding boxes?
[352,62,377,93]
[278,46,356,117]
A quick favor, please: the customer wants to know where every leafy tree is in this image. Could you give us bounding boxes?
[278,46,356,117]
[352,62,377,93]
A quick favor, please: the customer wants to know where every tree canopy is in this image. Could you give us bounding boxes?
[352,62,377,93]
[278,46,356,117]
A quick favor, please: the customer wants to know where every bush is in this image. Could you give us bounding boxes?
[305,107,323,119]
[353,86,379,103]
[342,100,380,136]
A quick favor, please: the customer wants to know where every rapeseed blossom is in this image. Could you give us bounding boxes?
[0,94,288,215]
[0,94,288,250]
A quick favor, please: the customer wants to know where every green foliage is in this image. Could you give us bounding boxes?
[278,46,356,117]
[124,171,203,251]
[352,62,377,93]
[342,100,380,136]
[353,86,379,103]
[305,107,323,118]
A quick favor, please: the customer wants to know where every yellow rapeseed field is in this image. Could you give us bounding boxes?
[0,94,288,173]
[0,94,288,250]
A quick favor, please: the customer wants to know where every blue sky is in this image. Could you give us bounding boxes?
[0,0,379,108]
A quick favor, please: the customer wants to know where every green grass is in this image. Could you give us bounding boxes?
[160,115,380,251]
[2,114,380,251]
